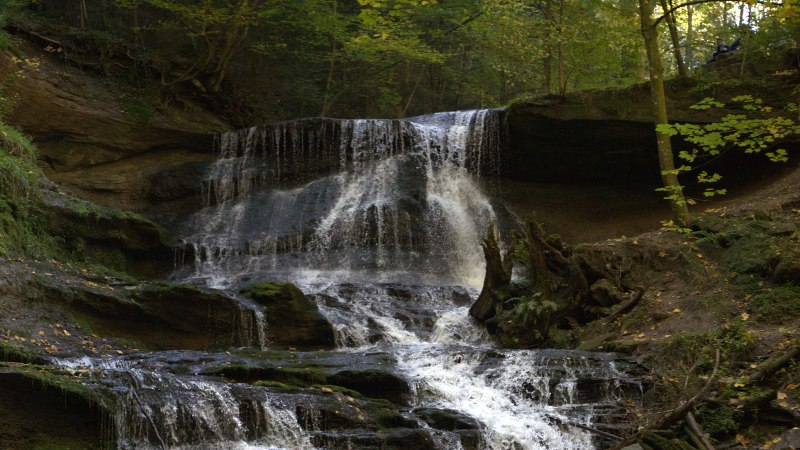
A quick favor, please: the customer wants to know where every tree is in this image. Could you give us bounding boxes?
[116,0,278,93]
[639,0,691,225]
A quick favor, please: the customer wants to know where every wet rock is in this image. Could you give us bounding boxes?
[40,280,258,351]
[311,429,436,450]
[241,282,335,349]
[413,407,480,430]
[328,370,410,404]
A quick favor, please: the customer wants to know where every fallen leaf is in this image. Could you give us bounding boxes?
[741,312,750,321]
[672,308,682,313]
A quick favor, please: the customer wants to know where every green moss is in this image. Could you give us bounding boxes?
[653,322,755,376]
[698,404,744,437]
[241,282,289,299]
[313,384,364,398]
[0,122,57,258]
[0,342,42,363]
[254,380,295,390]
[748,285,800,324]
[118,98,153,125]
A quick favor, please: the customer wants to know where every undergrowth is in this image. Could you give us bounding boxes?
[0,121,56,257]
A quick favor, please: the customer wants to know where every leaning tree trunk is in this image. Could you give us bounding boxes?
[639,0,690,226]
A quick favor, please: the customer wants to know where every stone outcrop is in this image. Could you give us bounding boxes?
[2,42,226,213]
[43,191,173,277]
[33,275,264,351]
[240,282,336,349]
[502,76,799,187]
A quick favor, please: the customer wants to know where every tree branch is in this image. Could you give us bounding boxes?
[654,0,784,28]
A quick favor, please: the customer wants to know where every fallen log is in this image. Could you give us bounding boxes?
[749,344,800,383]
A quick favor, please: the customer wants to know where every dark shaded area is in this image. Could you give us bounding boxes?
[0,371,114,450]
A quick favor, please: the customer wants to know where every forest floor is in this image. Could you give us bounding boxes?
[567,162,800,449]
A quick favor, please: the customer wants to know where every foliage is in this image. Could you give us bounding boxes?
[0,121,56,258]
[657,96,799,199]
[0,0,25,52]
[655,322,755,376]
[510,293,558,332]
[697,404,744,437]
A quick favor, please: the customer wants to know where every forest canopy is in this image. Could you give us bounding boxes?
[1,1,798,121]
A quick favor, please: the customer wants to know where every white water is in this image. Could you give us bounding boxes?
[54,357,313,450]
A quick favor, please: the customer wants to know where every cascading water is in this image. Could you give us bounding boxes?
[58,109,641,449]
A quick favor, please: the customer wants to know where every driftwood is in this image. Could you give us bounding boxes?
[748,344,800,383]
[521,216,590,314]
[610,349,721,450]
[686,411,715,450]
[469,223,513,321]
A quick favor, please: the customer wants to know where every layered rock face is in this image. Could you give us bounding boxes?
[2,42,225,215]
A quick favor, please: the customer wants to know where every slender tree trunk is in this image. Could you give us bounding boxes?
[321,0,339,116]
[639,0,690,225]
[541,0,553,94]
[557,0,565,95]
[79,0,90,29]
[660,0,687,77]
[739,5,753,77]
[686,4,694,67]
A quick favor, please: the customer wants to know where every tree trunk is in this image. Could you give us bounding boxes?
[660,0,687,78]
[557,0,566,95]
[79,0,90,29]
[638,0,690,225]
[686,4,694,67]
[321,0,339,116]
[541,0,553,94]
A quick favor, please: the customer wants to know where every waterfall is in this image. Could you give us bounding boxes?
[126,108,643,449]
[181,109,504,288]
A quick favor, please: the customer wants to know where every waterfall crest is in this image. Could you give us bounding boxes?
[181,109,505,288]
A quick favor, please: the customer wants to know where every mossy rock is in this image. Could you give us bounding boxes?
[204,364,328,387]
[773,245,800,285]
[0,342,47,364]
[328,369,410,404]
[43,192,172,278]
[240,282,335,349]
[720,234,780,276]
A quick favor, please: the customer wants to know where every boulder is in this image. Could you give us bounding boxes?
[328,370,410,404]
[773,247,800,285]
[240,282,335,349]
